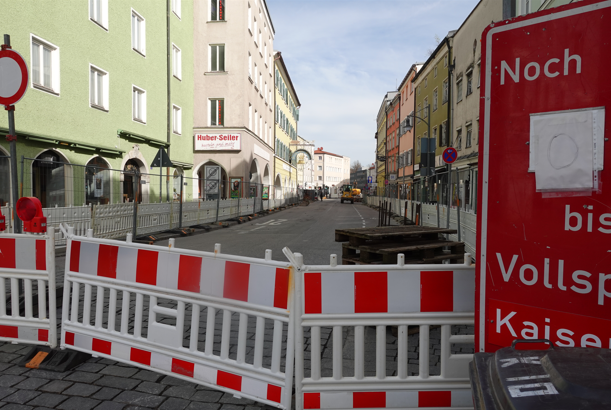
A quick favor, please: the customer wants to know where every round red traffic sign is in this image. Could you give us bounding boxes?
[442,147,458,164]
[0,48,29,106]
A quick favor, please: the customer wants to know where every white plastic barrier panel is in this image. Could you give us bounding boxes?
[287,250,476,410]
[61,228,295,410]
[0,229,57,347]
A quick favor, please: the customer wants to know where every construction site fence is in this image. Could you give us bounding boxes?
[2,158,300,245]
[363,196,477,259]
[366,168,478,214]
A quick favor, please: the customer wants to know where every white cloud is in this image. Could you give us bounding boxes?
[267,0,479,165]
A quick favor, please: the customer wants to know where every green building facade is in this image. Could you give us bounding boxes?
[0,0,193,208]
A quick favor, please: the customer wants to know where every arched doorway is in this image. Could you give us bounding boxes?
[0,147,10,207]
[196,161,228,200]
[123,159,143,203]
[274,174,282,199]
[249,159,260,197]
[32,150,70,208]
[85,156,111,205]
[173,168,183,201]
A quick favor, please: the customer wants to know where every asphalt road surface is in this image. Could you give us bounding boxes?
[159,198,382,265]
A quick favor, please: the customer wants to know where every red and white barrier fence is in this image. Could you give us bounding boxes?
[0,229,57,347]
[61,226,295,410]
[285,250,476,410]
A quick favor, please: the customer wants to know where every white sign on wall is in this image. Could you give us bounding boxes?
[195,133,241,151]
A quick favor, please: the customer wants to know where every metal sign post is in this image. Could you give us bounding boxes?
[1,34,29,233]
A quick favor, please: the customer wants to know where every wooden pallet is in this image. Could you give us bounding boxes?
[336,226,462,265]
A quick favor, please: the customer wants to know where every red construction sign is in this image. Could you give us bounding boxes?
[476,0,611,352]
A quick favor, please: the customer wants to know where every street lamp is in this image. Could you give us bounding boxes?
[404,105,431,202]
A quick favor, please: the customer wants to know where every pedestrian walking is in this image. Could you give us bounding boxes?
[319,188,323,201]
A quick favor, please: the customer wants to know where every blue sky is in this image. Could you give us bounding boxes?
[266,0,480,168]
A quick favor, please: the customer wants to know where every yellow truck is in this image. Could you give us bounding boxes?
[340,185,362,204]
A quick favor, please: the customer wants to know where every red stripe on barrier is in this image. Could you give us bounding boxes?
[38,329,49,342]
[355,272,387,313]
[273,268,290,309]
[223,261,250,302]
[136,250,158,286]
[92,338,112,355]
[130,348,152,366]
[303,393,321,409]
[0,325,18,338]
[177,255,202,293]
[70,241,81,272]
[267,384,282,403]
[353,391,386,408]
[0,238,16,269]
[418,391,451,407]
[97,245,118,278]
[65,332,75,346]
[35,240,46,271]
[217,370,242,392]
[420,271,453,312]
[304,273,322,314]
[172,358,194,378]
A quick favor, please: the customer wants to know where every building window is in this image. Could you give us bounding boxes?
[211,0,225,21]
[31,36,60,94]
[456,77,463,103]
[442,79,448,104]
[254,109,258,134]
[466,71,473,96]
[433,127,438,147]
[131,10,145,55]
[173,105,181,135]
[423,98,428,118]
[455,128,462,150]
[477,63,481,88]
[318,176,322,181]
[318,166,322,171]
[417,104,421,123]
[254,64,258,89]
[172,0,181,18]
[417,137,421,156]
[466,125,472,148]
[424,76,428,88]
[441,121,448,146]
[132,86,146,123]
[248,104,252,130]
[89,0,108,29]
[210,44,225,72]
[172,44,182,79]
[89,65,108,110]
[433,88,438,112]
[248,53,252,78]
[210,99,224,126]
[318,156,322,160]
[248,4,252,33]
[444,55,448,67]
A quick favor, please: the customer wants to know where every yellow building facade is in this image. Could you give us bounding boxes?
[273,52,300,198]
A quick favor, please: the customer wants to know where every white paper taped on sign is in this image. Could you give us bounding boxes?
[529,107,605,192]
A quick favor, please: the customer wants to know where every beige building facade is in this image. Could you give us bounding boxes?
[273,52,300,198]
[313,148,350,194]
[192,0,276,199]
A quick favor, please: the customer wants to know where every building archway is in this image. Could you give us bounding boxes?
[123,158,144,203]
[195,160,228,200]
[262,164,270,186]
[274,174,282,199]
[32,149,71,208]
[85,156,111,205]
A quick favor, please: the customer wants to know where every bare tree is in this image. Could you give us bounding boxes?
[427,34,442,56]
[350,160,363,174]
